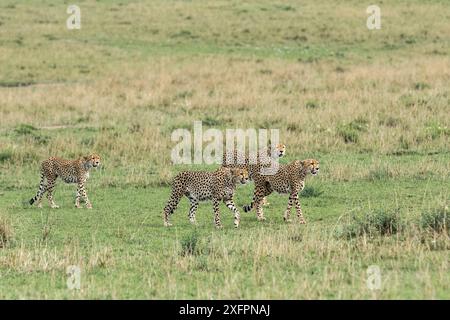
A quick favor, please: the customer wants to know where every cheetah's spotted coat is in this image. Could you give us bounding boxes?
[29,154,101,209]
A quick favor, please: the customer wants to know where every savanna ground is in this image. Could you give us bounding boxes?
[0,0,449,299]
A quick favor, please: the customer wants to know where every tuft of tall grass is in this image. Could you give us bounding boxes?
[0,150,13,163]
[301,185,324,198]
[336,208,404,239]
[336,117,369,144]
[420,205,449,234]
[305,100,320,109]
[423,123,450,141]
[180,231,201,256]
[14,124,38,136]
[337,125,359,144]
[14,124,50,145]
[0,214,13,248]
[366,166,395,181]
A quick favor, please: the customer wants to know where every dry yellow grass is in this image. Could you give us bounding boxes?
[0,214,13,248]
[1,56,449,171]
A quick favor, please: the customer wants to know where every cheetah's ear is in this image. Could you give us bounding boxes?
[230,168,240,176]
[82,155,92,162]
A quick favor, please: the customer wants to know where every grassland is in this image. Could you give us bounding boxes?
[0,0,449,299]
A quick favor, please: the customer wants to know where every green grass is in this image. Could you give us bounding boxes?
[0,163,448,298]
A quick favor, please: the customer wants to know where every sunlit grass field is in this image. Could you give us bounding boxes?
[0,0,449,299]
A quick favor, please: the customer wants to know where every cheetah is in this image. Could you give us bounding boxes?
[222,143,286,175]
[222,143,286,206]
[163,167,249,228]
[243,159,319,223]
[29,154,101,209]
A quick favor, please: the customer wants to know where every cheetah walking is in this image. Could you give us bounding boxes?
[222,143,286,206]
[222,143,286,177]
[163,167,249,228]
[243,159,319,223]
[29,154,101,209]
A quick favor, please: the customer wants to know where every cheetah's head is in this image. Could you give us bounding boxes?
[231,168,250,185]
[84,154,101,168]
[301,159,320,176]
[276,144,286,158]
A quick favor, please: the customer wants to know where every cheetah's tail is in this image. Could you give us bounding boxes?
[243,202,253,213]
[30,173,45,205]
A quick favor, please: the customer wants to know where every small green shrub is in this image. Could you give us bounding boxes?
[14,124,50,145]
[301,186,324,198]
[170,30,197,39]
[275,4,296,11]
[348,117,369,132]
[420,206,449,234]
[423,123,450,140]
[194,256,210,271]
[337,125,359,143]
[202,116,222,127]
[174,90,194,99]
[287,123,301,133]
[379,116,401,128]
[14,124,37,135]
[259,69,272,75]
[0,151,13,163]
[399,94,430,108]
[413,82,430,90]
[336,208,404,239]
[366,166,394,181]
[305,100,320,109]
[180,231,200,256]
[337,117,368,144]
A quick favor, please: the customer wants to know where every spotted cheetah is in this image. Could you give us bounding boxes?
[222,143,286,175]
[222,143,286,206]
[243,159,319,223]
[29,154,101,209]
[163,167,249,228]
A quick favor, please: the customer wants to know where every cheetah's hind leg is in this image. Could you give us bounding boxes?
[163,188,183,227]
[188,196,199,225]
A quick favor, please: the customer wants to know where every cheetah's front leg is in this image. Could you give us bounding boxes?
[188,197,199,225]
[224,198,240,228]
[293,194,306,224]
[76,182,92,209]
[212,198,223,229]
[75,184,82,208]
[284,194,294,222]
